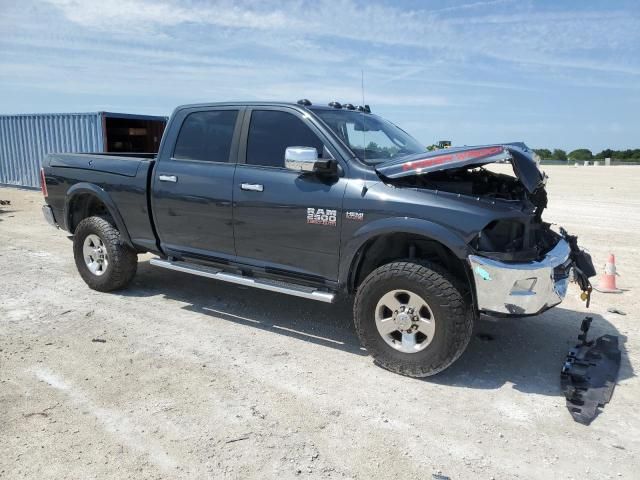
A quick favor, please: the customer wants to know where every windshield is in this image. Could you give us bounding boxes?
[310,108,426,165]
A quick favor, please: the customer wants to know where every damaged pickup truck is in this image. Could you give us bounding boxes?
[40,100,595,377]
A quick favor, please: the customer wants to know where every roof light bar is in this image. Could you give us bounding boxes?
[327,101,371,112]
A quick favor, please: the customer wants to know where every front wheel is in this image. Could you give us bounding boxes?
[354,261,473,377]
[73,216,137,292]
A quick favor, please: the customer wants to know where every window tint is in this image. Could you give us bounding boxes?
[173,110,238,162]
[246,110,324,168]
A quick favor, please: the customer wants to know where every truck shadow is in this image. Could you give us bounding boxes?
[126,260,365,355]
[432,308,633,395]
[123,260,633,395]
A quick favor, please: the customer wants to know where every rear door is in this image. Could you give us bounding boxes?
[233,107,348,281]
[151,106,243,260]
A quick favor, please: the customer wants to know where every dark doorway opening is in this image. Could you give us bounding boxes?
[103,115,167,153]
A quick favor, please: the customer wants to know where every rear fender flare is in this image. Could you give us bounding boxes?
[64,183,133,247]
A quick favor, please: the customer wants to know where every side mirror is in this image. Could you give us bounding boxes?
[285,146,318,172]
[285,146,339,176]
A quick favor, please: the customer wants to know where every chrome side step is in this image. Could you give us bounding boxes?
[149,258,336,303]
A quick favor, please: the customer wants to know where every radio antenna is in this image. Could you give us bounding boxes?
[361,69,366,164]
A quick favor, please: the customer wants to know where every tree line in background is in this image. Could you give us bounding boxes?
[533,148,640,161]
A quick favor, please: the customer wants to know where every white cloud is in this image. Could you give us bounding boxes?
[15,0,633,90]
[2,0,639,151]
[8,1,640,86]
[44,0,293,32]
[40,0,640,74]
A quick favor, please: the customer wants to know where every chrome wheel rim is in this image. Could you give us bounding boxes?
[375,289,436,353]
[83,234,109,276]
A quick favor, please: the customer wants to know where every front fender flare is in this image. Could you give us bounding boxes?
[64,183,133,247]
[339,216,471,288]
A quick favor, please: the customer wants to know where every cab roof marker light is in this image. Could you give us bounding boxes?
[344,103,355,110]
[297,99,312,106]
[328,101,342,109]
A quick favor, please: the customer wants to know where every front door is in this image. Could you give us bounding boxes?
[151,107,242,260]
[233,108,347,281]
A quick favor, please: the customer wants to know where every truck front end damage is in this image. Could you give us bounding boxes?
[469,226,596,316]
[469,237,572,315]
[376,143,595,316]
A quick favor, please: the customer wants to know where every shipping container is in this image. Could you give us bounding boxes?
[0,112,167,188]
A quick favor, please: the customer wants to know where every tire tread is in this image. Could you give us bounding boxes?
[73,216,137,292]
[354,260,473,377]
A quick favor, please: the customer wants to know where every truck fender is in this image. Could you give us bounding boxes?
[339,216,470,288]
[64,183,134,247]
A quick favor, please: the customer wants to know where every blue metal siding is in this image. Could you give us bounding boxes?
[0,113,104,188]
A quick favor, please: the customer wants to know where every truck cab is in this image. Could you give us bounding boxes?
[151,103,352,284]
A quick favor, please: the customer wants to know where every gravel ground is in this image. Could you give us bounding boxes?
[1,165,639,479]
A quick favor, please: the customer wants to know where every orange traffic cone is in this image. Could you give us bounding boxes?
[594,253,622,293]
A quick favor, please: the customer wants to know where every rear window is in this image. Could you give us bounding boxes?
[173,110,238,162]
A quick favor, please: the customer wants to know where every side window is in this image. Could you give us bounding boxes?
[246,110,324,168]
[173,110,238,162]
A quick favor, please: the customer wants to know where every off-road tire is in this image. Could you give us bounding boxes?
[354,261,473,377]
[73,216,137,292]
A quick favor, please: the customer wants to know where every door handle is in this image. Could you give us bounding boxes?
[240,183,264,192]
[159,175,178,183]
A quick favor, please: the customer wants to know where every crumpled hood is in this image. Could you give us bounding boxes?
[375,142,545,193]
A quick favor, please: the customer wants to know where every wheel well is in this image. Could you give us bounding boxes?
[349,233,469,293]
[68,194,112,233]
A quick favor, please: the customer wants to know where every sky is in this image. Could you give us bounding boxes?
[1,0,639,152]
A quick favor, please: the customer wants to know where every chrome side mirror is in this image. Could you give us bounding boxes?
[285,146,318,172]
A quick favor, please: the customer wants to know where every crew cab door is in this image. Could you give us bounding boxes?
[151,106,243,260]
[233,107,347,281]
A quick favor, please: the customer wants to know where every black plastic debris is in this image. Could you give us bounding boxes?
[561,317,621,425]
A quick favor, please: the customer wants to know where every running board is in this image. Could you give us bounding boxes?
[149,258,335,303]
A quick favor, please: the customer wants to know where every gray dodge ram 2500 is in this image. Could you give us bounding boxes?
[40,99,595,377]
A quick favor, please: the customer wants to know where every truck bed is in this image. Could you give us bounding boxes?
[48,152,156,177]
[43,152,159,253]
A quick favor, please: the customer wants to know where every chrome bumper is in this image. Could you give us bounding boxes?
[42,205,57,228]
[468,239,571,315]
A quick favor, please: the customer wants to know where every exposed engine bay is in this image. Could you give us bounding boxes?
[374,144,595,286]
[388,165,558,262]
[393,166,539,205]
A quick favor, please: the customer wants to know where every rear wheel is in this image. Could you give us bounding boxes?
[73,216,137,292]
[354,261,473,377]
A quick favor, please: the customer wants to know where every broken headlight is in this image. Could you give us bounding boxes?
[472,218,559,262]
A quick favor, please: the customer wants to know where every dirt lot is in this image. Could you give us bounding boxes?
[1,165,639,479]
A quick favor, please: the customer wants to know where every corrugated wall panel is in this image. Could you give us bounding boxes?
[0,113,104,188]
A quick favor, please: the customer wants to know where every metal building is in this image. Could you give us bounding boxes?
[0,112,167,188]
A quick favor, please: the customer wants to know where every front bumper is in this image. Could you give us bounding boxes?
[468,238,571,315]
[42,204,58,228]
